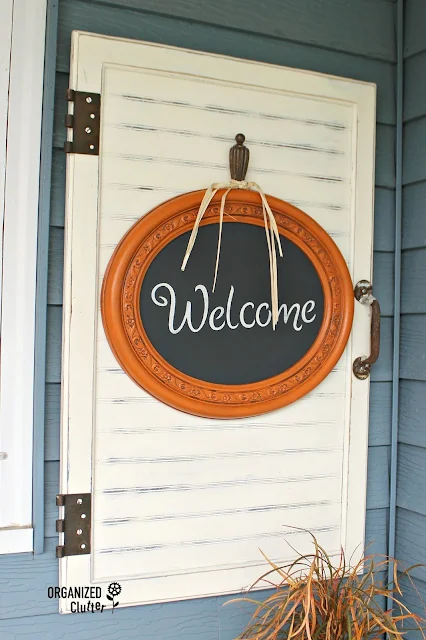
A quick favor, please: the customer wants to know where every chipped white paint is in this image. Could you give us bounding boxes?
[60,31,376,611]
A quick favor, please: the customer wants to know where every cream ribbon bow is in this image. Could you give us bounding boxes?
[181,179,283,329]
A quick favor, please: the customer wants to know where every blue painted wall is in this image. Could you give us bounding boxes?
[0,0,397,637]
[395,0,426,632]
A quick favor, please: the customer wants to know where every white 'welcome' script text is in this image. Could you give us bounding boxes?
[150,283,317,334]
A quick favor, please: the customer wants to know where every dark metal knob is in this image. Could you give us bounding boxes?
[229,133,249,181]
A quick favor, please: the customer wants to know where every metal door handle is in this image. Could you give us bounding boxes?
[353,280,380,380]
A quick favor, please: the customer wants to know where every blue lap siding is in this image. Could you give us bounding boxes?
[0,0,397,637]
[395,0,426,632]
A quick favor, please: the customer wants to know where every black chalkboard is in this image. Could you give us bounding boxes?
[140,222,324,385]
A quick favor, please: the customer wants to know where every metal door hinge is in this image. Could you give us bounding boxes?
[64,89,100,155]
[56,493,91,558]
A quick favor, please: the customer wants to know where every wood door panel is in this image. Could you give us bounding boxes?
[60,31,375,610]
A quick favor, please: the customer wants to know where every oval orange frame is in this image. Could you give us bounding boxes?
[101,189,354,419]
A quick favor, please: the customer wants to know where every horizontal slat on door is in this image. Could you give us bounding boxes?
[93,506,342,581]
[43,447,390,539]
[94,419,345,458]
[56,3,396,125]
[50,154,396,255]
[74,122,393,193]
[94,368,367,417]
[41,379,392,461]
[71,0,396,62]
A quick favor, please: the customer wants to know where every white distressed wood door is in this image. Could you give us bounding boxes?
[59,31,376,612]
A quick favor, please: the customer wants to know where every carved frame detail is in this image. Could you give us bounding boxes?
[101,189,354,418]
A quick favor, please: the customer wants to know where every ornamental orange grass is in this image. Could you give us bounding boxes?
[230,535,426,640]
